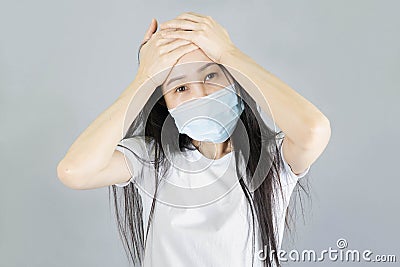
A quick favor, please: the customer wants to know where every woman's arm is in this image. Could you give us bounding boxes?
[56,74,153,189]
[221,47,331,174]
[57,18,199,189]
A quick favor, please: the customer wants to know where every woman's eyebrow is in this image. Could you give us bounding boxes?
[166,62,217,86]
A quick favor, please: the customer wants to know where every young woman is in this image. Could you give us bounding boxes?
[57,12,331,267]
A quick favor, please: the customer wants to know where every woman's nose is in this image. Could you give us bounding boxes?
[191,83,213,97]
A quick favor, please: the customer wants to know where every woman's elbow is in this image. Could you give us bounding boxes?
[57,160,87,190]
[309,116,331,149]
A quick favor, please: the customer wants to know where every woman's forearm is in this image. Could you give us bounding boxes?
[221,47,330,149]
[57,74,154,181]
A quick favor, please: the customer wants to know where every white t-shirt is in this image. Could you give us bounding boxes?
[113,135,310,267]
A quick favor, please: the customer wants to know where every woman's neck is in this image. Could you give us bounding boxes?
[192,138,233,160]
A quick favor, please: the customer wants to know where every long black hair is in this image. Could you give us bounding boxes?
[108,55,311,267]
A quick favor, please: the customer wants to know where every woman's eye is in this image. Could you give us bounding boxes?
[205,72,217,81]
[175,86,187,93]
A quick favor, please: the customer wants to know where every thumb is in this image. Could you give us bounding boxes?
[142,18,158,43]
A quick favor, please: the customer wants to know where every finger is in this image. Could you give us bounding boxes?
[150,29,178,44]
[186,12,207,18]
[156,37,179,46]
[161,30,195,41]
[142,18,158,43]
[143,28,175,45]
[159,19,202,31]
[166,43,199,60]
[153,28,178,39]
[159,39,192,55]
[158,28,179,34]
[176,12,206,22]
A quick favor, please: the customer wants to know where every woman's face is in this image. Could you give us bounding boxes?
[161,49,232,110]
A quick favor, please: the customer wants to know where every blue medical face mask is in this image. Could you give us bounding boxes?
[168,83,244,143]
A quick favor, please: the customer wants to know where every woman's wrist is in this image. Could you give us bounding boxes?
[219,44,241,66]
[135,69,153,86]
[118,71,153,101]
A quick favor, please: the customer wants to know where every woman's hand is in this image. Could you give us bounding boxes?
[138,18,158,55]
[137,18,200,86]
[158,12,237,64]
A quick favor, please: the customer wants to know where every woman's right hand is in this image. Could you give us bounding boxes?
[136,18,200,87]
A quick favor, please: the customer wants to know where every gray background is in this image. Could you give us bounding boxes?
[1,0,399,266]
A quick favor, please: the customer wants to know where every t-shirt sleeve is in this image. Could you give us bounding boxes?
[273,135,311,248]
[113,136,153,187]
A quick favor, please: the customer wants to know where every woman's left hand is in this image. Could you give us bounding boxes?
[158,12,236,64]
